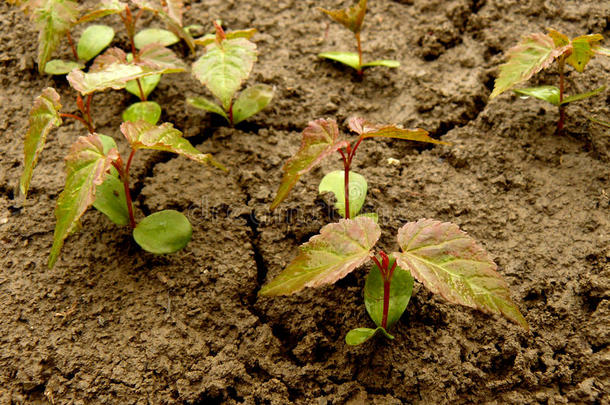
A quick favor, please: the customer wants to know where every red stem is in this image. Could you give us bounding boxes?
[228,101,234,125]
[66,32,78,60]
[371,251,394,330]
[123,150,137,228]
[60,113,95,133]
[381,279,390,329]
[338,148,350,219]
[355,32,363,76]
[85,94,95,131]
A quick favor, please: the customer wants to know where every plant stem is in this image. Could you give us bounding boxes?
[228,102,234,126]
[338,149,350,219]
[85,94,95,131]
[123,150,137,229]
[66,32,78,60]
[355,33,363,76]
[371,252,396,330]
[136,79,147,101]
[558,56,566,133]
[60,113,95,133]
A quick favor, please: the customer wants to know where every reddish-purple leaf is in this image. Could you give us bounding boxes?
[270,119,349,210]
[89,47,128,72]
[319,0,367,34]
[348,117,448,145]
[76,0,127,24]
[20,87,62,198]
[393,219,528,329]
[259,216,381,296]
[491,33,570,98]
[120,121,226,170]
[137,43,186,73]
[49,134,118,268]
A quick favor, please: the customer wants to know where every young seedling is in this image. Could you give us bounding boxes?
[269,117,445,219]
[262,118,528,344]
[23,90,225,268]
[490,29,610,133]
[13,0,194,75]
[318,0,399,76]
[187,22,274,126]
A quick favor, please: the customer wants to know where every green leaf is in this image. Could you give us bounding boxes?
[364,257,413,329]
[20,87,62,198]
[357,212,378,223]
[187,96,228,121]
[133,210,192,254]
[49,135,118,268]
[259,216,381,296]
[27,0,79,74]
[345,327,394,346]
[77,25,115,62]
[192,37,257,110]
[318,52,361,70]
[122,101,162,124]
[125,74,161,99]
[76,0,126,24]
[393,219,529,329]
[362,59,400,68]
[43,59,83,75]
[593,46,610,56]
[547,28,569,48]
[490,33,568,98]
[134,28,180,49]
[348,117,448,145]
[513,86,560,106]
[319,0,367,34]
[587,115,610,128]
[120,121,226,170]
[232,84,274,125]
[131,0,195,52]
[67,64,149,95]
[566,34,604,73]
[561,85,606,105]
[93,135,131,226]
[319,170,367,218]
[270,118,349,211]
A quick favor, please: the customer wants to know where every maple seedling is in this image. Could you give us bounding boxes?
[318,0,399,76]
[188,22,274,126]
[490,29,610,133]
[261,118,528,344]
[21,89,225,268]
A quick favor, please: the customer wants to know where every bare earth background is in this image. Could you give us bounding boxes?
[1,0,609,403]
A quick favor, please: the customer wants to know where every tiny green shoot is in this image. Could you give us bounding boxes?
[318,0,399,76]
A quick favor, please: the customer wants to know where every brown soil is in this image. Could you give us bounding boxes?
[1,0,609,403]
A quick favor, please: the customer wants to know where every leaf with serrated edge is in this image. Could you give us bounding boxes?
[561,85,606,105]
[393,219,528,329]
[365,257,413,329]
[348,117,448,145]
[270,118,350,210]
[192,38,257,110]
[89,47,128,72]
[68,64,147,95]
[513,86,560,106]
[20,87,63,198]
[195,28,257,47]
[232,84,273,125]
[49,134,118,268]
[566,34,603,72]
[77,25,115,62]
[319,0,367,34]
[491,33,569,98]
[134,28,179,49]
[77,0,126,24]
[120,121,226,170]
[28,0,79,73]
[547,28,569,48]
[259,216,381,296]
[319,170,367,218]
[136,43,186,73]
[187,97,229,120]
